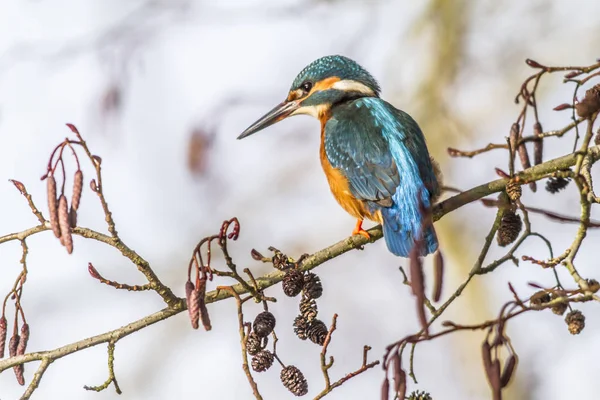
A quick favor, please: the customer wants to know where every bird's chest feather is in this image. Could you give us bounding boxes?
[319,122,380,222]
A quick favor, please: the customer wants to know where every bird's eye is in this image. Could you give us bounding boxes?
[301,82,313,93]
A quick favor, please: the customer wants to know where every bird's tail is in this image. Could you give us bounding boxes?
[380,193,438,257]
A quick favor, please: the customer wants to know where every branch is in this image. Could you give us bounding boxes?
[83,341,122,395]
[0,306,182,373]
[0,141,598,396]
[314,314,379,399]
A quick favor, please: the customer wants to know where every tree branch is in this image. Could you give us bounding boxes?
[0,141,598,397]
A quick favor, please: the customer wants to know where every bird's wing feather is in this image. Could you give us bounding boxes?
[324,97,438,205]
[325,113,399,203]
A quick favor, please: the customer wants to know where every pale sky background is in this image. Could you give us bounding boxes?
[1,1,599,399]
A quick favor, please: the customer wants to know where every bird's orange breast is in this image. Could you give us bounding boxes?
[319,119,382,224]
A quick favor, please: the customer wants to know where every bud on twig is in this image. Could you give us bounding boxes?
[250,248,265,261]
[564,71,582,79]
[553,103,572,111]
[58,194,73,254]
[47,176,61,238]
[10,179,26,195]
[525,59,544,69]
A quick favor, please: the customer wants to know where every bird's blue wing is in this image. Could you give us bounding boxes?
[325,97,439,256]
[324,103,399,205]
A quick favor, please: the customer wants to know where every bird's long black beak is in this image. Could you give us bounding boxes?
[237,100,299,140]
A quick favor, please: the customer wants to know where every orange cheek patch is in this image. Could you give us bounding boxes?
[310,76,340,94]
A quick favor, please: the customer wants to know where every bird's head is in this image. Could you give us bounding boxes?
[237,55,380,139]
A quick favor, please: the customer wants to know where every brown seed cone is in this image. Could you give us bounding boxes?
[293,315,309,340]
[505,180,522,202]
[186,282,200,329]
[246,332,267,355]
[272,251,292,270]
[299,297,318,322]
[307,319,328,346]
[565,310,585,335]
[283,269,304,297]
[0,316,7,358]
[302,272,323,299]
[71,170,83,211]
[17,324,29,355]
[529,290,551,307]
[551,302,568,316]
[533,122,543,166]
[496,211,522,247]
[280,365,308,396]
[587,279,600,293]
[253,311,276,338]
[407,391,433,400]
[47,176,61,238]
[595,128,600,146]
[575,84,600,118]
[58,195,73,254]
[545,177,570,194]
[251,350,274,372]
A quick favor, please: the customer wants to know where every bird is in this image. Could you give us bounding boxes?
[237,55,440,257]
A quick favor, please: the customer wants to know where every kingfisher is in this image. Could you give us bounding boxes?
[237,55,440,257]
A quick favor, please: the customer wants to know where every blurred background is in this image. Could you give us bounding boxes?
[1,1,599,399]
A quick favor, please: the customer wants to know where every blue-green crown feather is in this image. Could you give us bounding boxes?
[291,55,381,95]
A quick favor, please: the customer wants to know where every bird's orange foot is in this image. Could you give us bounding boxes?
[352,219,370,239]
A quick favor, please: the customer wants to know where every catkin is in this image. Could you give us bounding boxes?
[47,176,61,238]
[58,195,73,254]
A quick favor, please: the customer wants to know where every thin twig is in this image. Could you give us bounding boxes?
[83,340,122,394]
[314,314,379,400]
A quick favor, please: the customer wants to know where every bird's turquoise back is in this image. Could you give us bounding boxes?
[324,97,439,256]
